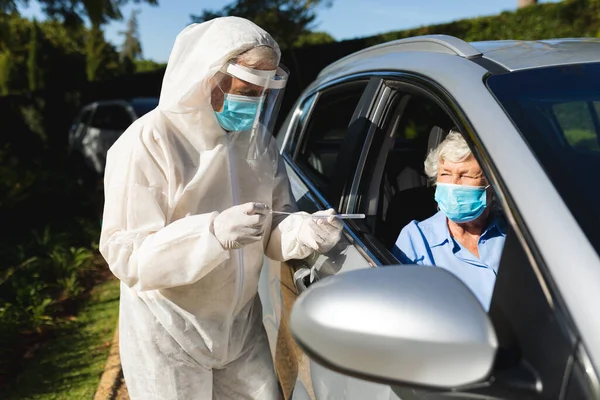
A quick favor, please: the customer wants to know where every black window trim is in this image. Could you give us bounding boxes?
[283,74,376,161]
[286,76,378,207]
[280,73,388,267]
[281,152,380,268]
[345,84,393,213]
[277,97,305,154]
[290,92,319,160]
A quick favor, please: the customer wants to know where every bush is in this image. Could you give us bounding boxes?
[0,219,101,380]
[365,0,600,45]
[0,94,104,383]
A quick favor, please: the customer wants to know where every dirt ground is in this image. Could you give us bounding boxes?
[114,376,128,400]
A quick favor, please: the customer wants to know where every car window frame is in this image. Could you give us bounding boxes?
[343,75,460,264]
[88,103,135,131]
[342,71,587,398]
[346,70,581,292]
[280,76,380,212]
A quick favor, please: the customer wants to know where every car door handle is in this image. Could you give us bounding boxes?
[293,267,319,294]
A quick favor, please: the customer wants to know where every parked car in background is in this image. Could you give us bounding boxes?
[258,35,600,400]
[68,97,159,183]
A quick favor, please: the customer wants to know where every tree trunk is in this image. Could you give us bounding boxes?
[518,0,538,8]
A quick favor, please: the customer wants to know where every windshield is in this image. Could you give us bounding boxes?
[486,63,600,255]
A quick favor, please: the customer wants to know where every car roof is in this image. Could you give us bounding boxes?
[470,38,600,71]
[317,35,600,79]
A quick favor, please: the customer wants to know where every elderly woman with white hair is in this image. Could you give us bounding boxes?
[393,130,506,310]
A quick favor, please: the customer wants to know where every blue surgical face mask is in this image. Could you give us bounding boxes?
[434,182,490,223]
[214,93,262,132]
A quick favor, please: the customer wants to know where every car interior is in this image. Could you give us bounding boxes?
[367,94,455,250]
[294,81,369,193]
[289,83,507,258]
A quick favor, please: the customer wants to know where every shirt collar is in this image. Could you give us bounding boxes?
[427,209,507,248]
[483,209,508,238]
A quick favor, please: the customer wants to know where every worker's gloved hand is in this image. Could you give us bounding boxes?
[213,202,269,250]
[297,209,343,253]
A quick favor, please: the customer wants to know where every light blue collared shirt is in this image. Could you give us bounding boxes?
[392,210,506,311]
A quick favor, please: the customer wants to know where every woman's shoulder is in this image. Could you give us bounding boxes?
[398,210,446,243]
[416,210,446,229]
[404,210,444,233]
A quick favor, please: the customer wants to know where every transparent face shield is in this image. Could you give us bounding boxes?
[212,62,289,160]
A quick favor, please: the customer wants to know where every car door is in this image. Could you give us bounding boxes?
[267,70,590,399]
[336,74,593,399]
[259,76,403,400]
[286,78,458,400]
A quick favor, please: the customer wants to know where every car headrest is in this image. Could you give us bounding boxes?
[427,126,446,155]
[425,126,447,187]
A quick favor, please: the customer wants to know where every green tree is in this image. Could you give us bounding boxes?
[190,0,334,50]
[0,0,158,27]
[85,24,106,81]
[27,19,42,91]
[294,30,335,47]
[0,12,31,91]
[119,8,142,74]
[36,19,89,89]
[0,49,13,94]
[134,58,165,72]
[0,1,158,82]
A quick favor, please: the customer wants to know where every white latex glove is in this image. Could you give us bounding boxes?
[297,209,343,253]
[213,202,268,250]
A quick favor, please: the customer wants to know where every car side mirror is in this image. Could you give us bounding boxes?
[290,265,498,389]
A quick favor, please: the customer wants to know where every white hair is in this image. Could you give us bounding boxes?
[424,129,472,182]
[234,45,279,68]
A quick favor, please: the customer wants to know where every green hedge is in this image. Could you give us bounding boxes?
[280,0,600,114]
[366,0,600,46]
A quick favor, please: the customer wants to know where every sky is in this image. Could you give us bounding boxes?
[18,0,560,63]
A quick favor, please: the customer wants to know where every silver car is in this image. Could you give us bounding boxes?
[68,97,159,180]
[258,35,600,399]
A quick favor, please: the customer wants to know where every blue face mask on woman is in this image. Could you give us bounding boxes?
[434,182,490,223]
[215,93,262,132]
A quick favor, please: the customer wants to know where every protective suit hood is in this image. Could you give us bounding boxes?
[158,16,281,115]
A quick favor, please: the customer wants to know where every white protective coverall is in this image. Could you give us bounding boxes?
[99,16,341,400]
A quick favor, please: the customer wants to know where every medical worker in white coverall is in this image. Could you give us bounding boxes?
[99,16,343,400]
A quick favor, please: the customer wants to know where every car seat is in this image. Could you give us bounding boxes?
[381,126,448,249]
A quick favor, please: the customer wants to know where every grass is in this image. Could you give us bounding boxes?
[3,276,120,400]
